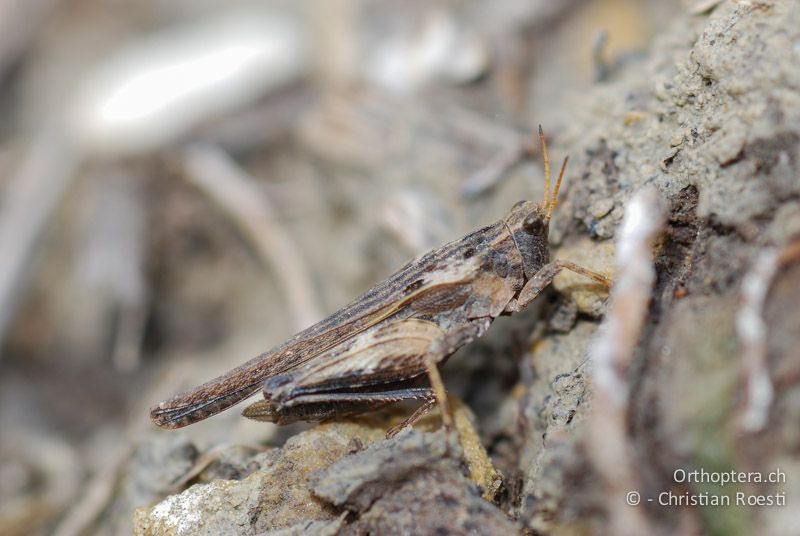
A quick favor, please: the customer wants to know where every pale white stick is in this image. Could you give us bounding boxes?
[737,239,800,432]
[736,249,778,432]
[587,186,665,536]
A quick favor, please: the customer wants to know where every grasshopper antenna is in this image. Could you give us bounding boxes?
[547,155,568,222]
[539,125,568,222]
[539,125,551,208]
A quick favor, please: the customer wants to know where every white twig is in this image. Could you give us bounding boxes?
[182,144,322,330]
[591,187,665,404]
[737,239,800,432]
[587,186,665,536]
[737,249,778,432]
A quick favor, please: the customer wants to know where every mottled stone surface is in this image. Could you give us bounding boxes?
[134,422,385,535]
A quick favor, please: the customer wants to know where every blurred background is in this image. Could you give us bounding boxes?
[0,0,679,534]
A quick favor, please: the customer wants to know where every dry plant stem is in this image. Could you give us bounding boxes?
[737,248,778,433]
[587,186,665,536]
[0,129,79,349]
[737,239,800,432]
[182,143,322,330]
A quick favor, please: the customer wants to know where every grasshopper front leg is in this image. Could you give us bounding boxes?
[505,260,611,313]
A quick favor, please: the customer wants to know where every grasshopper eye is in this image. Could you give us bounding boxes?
[522,214,544,235]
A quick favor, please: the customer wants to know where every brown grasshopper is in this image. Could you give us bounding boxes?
[150,127,610,435]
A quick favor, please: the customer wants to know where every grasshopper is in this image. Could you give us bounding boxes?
[150,127,610,435]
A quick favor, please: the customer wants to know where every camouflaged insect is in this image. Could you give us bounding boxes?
[150,127,610,435]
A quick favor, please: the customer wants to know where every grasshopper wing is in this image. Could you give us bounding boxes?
[269,318,446,397]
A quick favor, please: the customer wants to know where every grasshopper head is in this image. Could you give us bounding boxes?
[504,126,567,279]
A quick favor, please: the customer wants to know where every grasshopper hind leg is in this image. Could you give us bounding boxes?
[385,395,436,438]
[242,364,454,440]
[384,355,457,440]
[242,386,435,427]
[244,362,456,440]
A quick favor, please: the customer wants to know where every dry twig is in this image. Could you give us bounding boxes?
[182,144,322,330]
[737,239,800,432]
[586,186,665,536]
